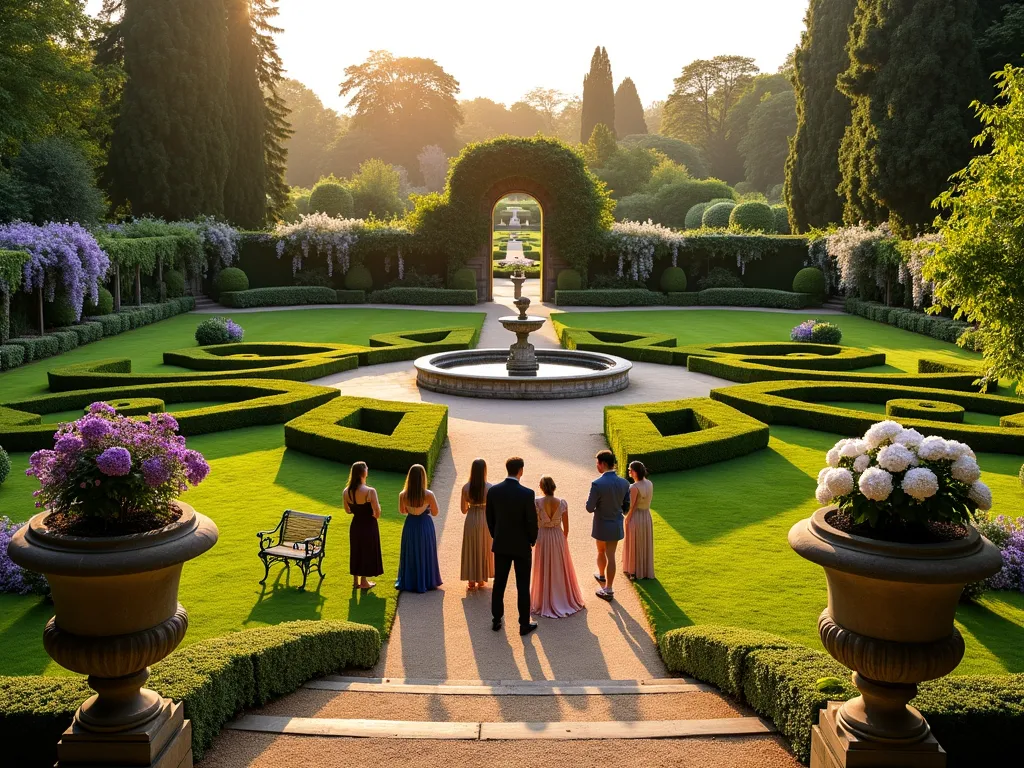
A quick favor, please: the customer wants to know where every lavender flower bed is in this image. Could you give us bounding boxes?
[0,517,47,595]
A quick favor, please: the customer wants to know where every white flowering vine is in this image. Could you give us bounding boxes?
[273,212,362,277]
[609,220,688,281]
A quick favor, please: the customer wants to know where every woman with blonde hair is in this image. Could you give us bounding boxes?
[460,458,494,590]
[623,461,655,580]
[343,461,383,590]
[530,475,585,618]
[395,464,442,593]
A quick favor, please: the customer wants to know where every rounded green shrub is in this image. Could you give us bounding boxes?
[451,268,477,291]
[84,287,114,317]
[810,321,843,345]
[684,203,710,230]
[660,266,687,292]
[792,267,826,297]
[729,201,776,232]
[213,267,249,297]
[653,180,735,229]
[0,444,10,485]
[344,265,373,291]
[614,193,656,222]
[164,269,186,299]
[701,201,736,229]
[557,269,582,290]
[772,205,791,235]
[195,316,243,345]
[46,295,78,327]
[697,267,743,290]
[308,179,354,218]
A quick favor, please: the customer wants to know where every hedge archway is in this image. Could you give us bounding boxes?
[410,136,613,301]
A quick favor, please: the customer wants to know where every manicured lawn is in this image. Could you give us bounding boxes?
[0,308,484,676]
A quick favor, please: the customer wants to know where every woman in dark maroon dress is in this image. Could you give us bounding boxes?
[344,461,384,589]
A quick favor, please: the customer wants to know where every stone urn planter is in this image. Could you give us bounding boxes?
[9,501,218,768]
[789,506,1002,767]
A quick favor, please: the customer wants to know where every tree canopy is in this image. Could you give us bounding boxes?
[614,77,648,137]
[581,46,615,142]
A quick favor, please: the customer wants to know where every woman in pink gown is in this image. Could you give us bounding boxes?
[531,475,585,618]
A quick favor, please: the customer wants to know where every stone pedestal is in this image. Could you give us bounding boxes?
[58,700,192,768]
[812,702,945,768]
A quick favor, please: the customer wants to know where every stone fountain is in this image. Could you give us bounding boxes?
[501,297,543,374]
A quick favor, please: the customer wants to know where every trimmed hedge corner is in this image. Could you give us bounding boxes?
[0,619,380,767]
[367,287,477,306]
[605,397,769,473]
[285,396,448,478]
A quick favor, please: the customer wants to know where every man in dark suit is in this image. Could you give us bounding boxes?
[486,456,538,636]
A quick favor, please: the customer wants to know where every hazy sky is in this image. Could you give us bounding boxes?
[86,1,810,113]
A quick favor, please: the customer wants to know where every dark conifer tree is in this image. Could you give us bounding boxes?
[784,0,857,232]
[224,0,267,228]
[614,77,648,137]
[108,0,231,219]
[581,47,615,142]
[838,0,986,235]
[252,0,291,221]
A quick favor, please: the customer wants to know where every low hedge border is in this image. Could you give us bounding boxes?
[886,398,966,424]
[555,288,812,309]
[367,287,478,306]
[710,380,1024,454]
[363,326,480,365]
[918,358,986,376]
[0,379,339,451]
[336,289,366,304]
[0,344,25,371]
[220,286,339,308]
[698,288,813,309]
[845,297,972,345]
[555,289,668,307]
[0,619,380,767]
[285,396,448,478]
[658,625,1022,767]
[553,320,678,365]
[604,397,769,473]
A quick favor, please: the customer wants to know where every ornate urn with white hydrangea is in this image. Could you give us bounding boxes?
[790,420,1003,763]
[815,420,992,533]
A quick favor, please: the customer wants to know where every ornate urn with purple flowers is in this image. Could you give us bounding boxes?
[8,403,218,768]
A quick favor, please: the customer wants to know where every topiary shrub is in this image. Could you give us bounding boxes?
[308,179,354,218]
[660,266,687,292]
[195,317,244,346]
[684,203,710,229]
[772,205,791,234]
[792,267,826,297]
[212,267,248,298]
[83,287,114,317]
[163,269,186,299]
[344,265,373,291]
[0,445,9,485]
[652,180,736,229]
[702,201,736,229]
[450,268,477,291]
[697,267,744,290]
[729,201,776,232]
[810,321,843,344]
[557,269,582,290]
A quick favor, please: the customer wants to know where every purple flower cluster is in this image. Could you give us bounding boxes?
[0,517,48,596]
[978,514,1024,593]
[26,403,210,528]
[224,318,244,342]
[0,221,110,321]
[189,217,240,267]
[791,319,817,342]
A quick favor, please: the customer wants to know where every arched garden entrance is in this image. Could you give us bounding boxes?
[491,193,543,300]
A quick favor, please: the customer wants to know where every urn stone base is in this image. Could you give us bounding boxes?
[58,698,192,768]
[812,702,945,768]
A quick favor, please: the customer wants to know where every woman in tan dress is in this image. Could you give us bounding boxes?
[460,458,494,590]
[623,461,655,580]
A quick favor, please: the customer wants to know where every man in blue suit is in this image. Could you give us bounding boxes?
[586,450,631,601]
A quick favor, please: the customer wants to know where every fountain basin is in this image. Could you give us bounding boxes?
[415,349,631,400]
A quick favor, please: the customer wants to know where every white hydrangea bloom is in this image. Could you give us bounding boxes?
[815,484,833,505]
[917,435,950,462]
[853,454,871,473]
[945,440,974,461]
[902,467,939,501]
[840,441,865,459]
[826,448,841,468]
[818,467,832,484]
[864,421,904,449]
[877,443,916,473]
[858,467,894,501]
[895,428,924,448]
[969,481,993,511]
[825,468,855,497]
[950,455,982,484]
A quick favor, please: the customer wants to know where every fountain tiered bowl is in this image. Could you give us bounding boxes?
[414,297,631,400]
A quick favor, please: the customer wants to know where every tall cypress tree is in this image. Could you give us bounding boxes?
[581,47,615,142]
[252,0,291,221]
[784,0,858,232]
[224,0,267,228]
[838,0,986,235]
[614,77,648,137]
[108,0,231,219]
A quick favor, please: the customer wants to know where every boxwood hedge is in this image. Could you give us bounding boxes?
[363,326,480,365]
[698,288,812,309]
[845,297,971,345]
[367,287,478,306]
[0,379,338,451]
[710,380,1024,454]
[220,286,339,308]
[285,396,448,478]
[554,289,668,307]
[659,625,1022,767]
[886,398,966,424]
[605,397,770,473]
[554,320,679,365]
[0,620,380,767]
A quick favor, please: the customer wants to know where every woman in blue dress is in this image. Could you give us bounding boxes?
[395,464,443,593]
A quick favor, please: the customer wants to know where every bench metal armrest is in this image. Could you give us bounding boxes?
[298,535,324,557]
[256,520,284,552]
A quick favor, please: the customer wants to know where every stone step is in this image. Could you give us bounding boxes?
[225,715,774,742]
[307,676,707,696]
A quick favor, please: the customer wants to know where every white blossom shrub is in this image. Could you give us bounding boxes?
[609,220,688,281]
